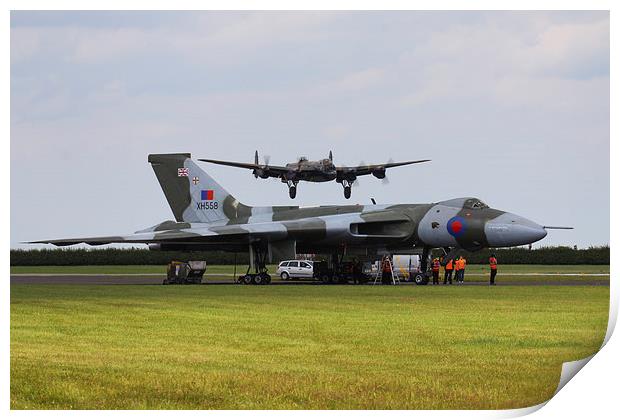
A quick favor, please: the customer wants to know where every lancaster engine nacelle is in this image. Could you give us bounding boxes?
[253,168,269,179]
[372,167,386,179]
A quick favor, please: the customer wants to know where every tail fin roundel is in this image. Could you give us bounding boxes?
[148,153,251,223]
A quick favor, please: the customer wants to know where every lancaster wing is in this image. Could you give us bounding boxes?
[336,159,431,177]
[198,158,289,178]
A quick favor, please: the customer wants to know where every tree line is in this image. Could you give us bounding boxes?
[10,246,609,266]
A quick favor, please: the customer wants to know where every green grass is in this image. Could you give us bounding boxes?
[11,284,608,409]
[10,264,610,275]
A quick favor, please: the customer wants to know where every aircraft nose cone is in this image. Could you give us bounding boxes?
[485,213,547,247]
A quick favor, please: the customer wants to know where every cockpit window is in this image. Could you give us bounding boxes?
[438,197,490,209]
[465,198,489,209]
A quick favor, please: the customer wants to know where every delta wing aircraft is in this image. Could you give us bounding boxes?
[199,151,430,199]
[31,153,566,285]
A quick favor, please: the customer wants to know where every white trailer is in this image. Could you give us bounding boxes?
[392,254,422,280]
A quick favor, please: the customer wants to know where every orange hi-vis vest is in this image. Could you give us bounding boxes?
[456,259,465,270]
[432,260,440,272]
[446,259,453,270]
[489,257,497,270]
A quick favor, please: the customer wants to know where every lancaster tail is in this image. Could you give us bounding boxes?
[148,153,251,223]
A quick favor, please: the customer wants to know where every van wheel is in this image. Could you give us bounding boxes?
[321,274,331,283]
[280,272,290,280]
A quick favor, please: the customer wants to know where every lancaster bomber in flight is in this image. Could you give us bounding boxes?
[30,153,570,285]
[199,151,430,199]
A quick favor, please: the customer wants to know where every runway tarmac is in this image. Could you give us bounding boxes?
[10,274,610,286]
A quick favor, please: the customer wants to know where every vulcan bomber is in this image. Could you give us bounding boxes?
[199,151,430,199]
[31,153,566,284]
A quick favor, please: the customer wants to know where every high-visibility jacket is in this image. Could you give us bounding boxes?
[445,259,453,270]
[455,259,464,270]
[489,257,497,270]
[432,260,440,272]
[461,258,467,269]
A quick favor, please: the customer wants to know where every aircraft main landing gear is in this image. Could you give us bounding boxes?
[341,180,353,199]
[414,246,431,285]
[287,180,299,199]
[238,242,272,285]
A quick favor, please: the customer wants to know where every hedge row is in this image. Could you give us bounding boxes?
[10,248,249,266]
[433,246,609,265]
[10,246,609,266]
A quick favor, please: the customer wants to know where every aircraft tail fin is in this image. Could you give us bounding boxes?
[148,153,252,223]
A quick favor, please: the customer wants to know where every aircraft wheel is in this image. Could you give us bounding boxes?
[289,186,297,199]
[344,186,351,199]
[414,273,429,285]
[253,275,263,285]
[320,274,331,283]
[280,271,290,280]
[243,274,254,285]
[259,273,271,284]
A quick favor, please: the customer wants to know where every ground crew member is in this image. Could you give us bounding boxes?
[381,255,392,284]
[489,254,498,285]
[431,257,440,284]
[460,256,467,284]
[352,257,363,284]
[455,256,464,284]
[444,258,454,284]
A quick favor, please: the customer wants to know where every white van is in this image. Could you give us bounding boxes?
[276,260,314,280]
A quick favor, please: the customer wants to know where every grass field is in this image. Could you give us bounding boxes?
[10,283,609,409]
[10,264,611,275]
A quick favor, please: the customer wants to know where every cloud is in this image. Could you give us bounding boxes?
[396,14,609,109]
[330,67,386,92]
[72,27,152,63]
[12,12,343,66]
[512,19,609,79]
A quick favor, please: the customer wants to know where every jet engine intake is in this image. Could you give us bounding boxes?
[350,220,413,239]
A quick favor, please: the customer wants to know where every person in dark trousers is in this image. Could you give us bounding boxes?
[381,255,392,284]
[444,258,454,284]
[455,256,465,284]
[431,257,440,284]
[489,254,498,285]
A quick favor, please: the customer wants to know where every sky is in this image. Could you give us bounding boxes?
[10,11,609,249]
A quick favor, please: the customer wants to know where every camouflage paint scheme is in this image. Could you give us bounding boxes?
[31,153,548,260]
